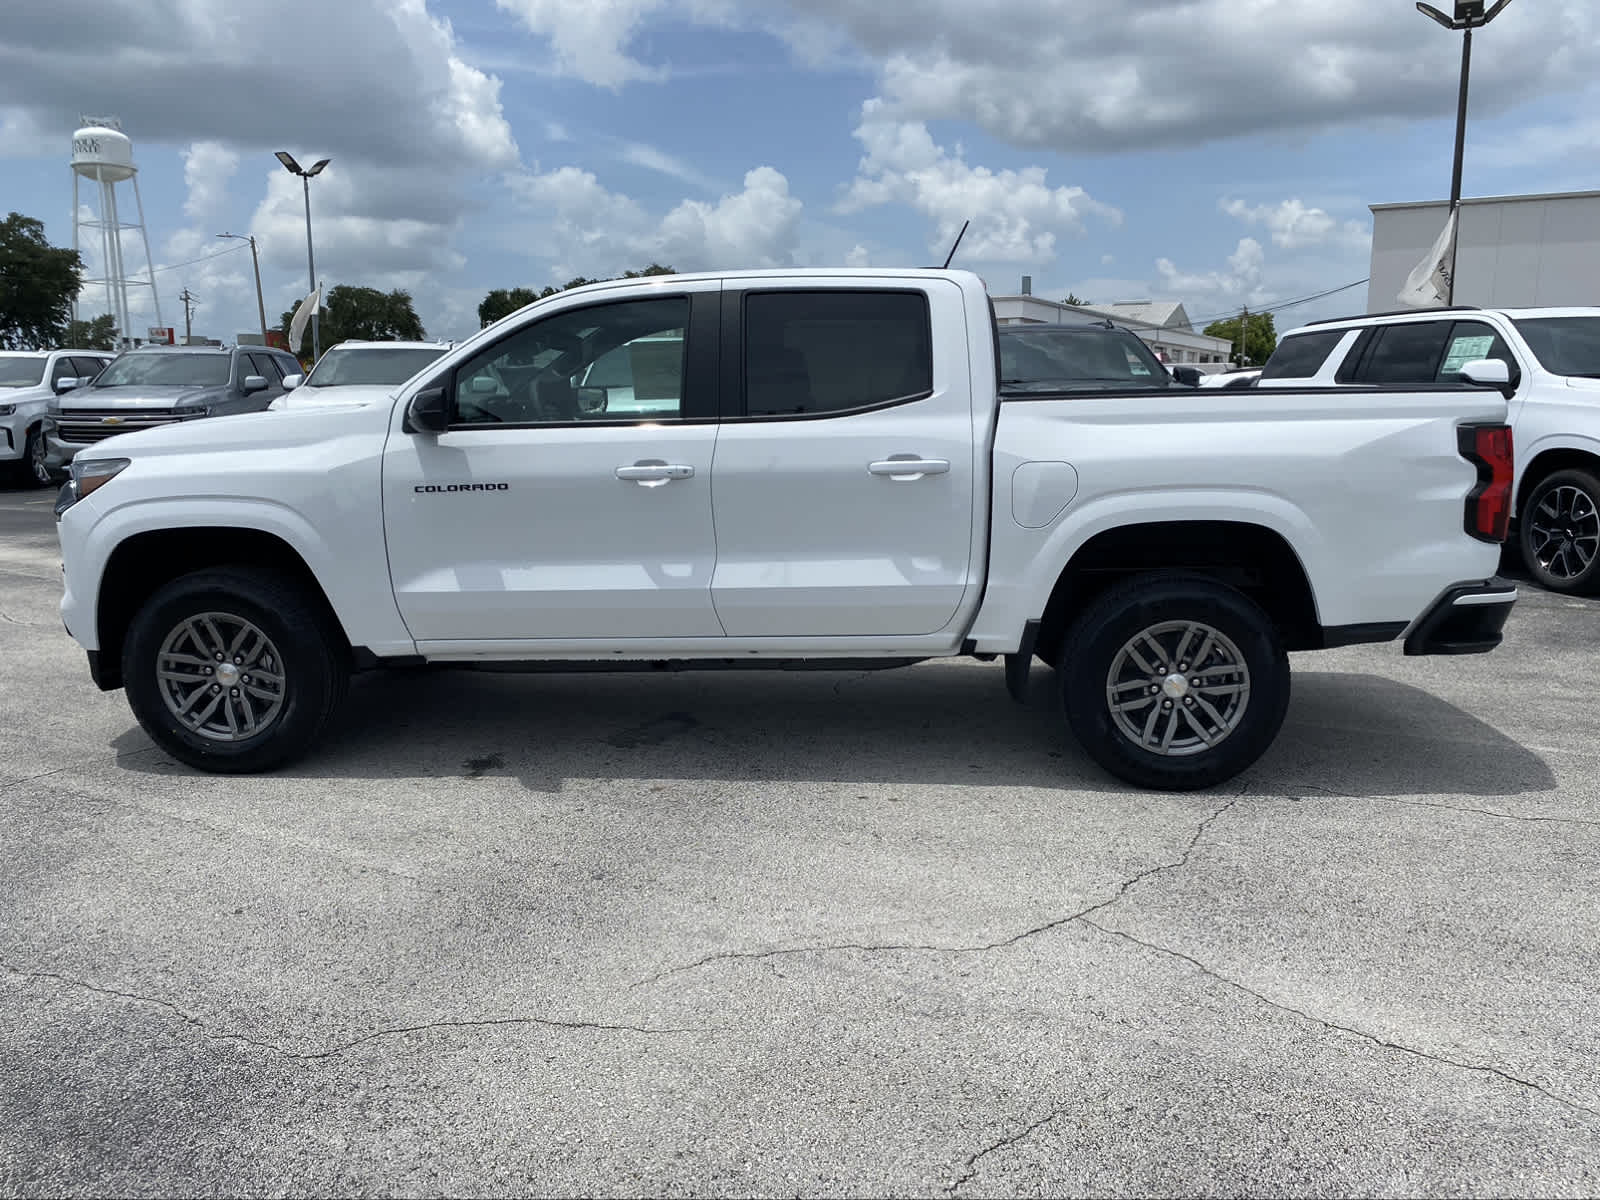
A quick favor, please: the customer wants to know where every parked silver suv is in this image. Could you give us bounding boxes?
[0,350,113,487]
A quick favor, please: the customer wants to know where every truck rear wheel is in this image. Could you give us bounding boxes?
[1058,573,1289,791]
[121,567,349,773]
[1519,468,1600,595]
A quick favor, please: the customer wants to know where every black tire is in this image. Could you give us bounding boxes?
[1518,468,1600,596]
[1058,572,1290,791]
[121,567,349,773]
[17,426,53,488]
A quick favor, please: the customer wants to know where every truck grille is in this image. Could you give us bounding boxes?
[56,409,185,444]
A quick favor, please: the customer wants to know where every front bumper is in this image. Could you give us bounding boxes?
[0,416,25,461]
[1403,578,1518,656]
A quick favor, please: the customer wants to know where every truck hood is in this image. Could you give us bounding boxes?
[59,384,220,410]
[82,399,392,460]
[270,384,397,411]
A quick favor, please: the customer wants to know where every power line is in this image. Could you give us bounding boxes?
[146,241,252,277]
[1190,278,1370,327]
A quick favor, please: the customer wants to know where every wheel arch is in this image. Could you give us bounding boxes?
[1515,444,1600,516]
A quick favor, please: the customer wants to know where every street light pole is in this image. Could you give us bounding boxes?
[274,151,330,361]
[217,232,267,344]
[1416,0,1515,304]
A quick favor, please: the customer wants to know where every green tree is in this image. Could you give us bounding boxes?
[478,287,538,327]
[1063,293,1091,306]
[1204,311,1278,366]
[62,314,117,350]
[0,212,83,350]
[480,266,677,323]
[280,285,425,354]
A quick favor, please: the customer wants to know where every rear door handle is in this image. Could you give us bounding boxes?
[616,461,695,486]
[868,457,951,481]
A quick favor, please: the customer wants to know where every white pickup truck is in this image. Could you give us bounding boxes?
[53,269,1518,790]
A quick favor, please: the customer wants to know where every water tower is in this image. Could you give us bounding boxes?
[71,116,162,345]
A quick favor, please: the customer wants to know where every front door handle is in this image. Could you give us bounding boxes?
[868,457,951,481]
[616,460,695,486]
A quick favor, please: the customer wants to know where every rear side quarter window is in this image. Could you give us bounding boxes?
[1260,331,1344,381]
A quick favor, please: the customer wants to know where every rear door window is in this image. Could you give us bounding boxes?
[1353,322,1453,384]
[1260,331,1344,380]
[742,290,932,417]
[248,352,283,383]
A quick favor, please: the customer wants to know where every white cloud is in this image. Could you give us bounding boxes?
[1221,198,1370,252]
[845,244,871,268]
[494,0,668,86]
[1476,109,1600,171]
[181,141,240,224]
[839,100,1119,263]
[614,140,721,191]
[508,163,801,278]
[1156,238,1268,309]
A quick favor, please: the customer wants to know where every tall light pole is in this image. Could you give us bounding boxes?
[274,151,330,360]
[1415,0,1515,303]
[217,232,267,344]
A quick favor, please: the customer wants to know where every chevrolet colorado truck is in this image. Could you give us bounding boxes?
[54,269,1518,790]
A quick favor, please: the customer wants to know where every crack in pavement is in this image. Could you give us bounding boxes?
[0,746,162,797]
[2,961,706,1061]
[633,796,1241,990]
[944,1104,1071,1194]
[1285,783,1600,832]
[1079,920,1598,1120]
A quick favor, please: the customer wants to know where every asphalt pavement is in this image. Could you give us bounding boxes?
[2,480,1599,1197]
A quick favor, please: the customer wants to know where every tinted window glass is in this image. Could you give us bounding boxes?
[1357,322,1452,384]
[92,353,231,388]
[50,356,77,384]
[1436,321,1520,385]
[304,346,447,387]
[744,291,931,416]
[1260,331,1344,380]
[1513,317,1600,377]
[453,297,687,425]
[0,357,48,388]
[71,357,107,382]
[248,352,283,382]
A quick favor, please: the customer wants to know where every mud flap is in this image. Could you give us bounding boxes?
[1004,620,1040,704]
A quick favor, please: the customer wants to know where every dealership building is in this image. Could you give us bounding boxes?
[991,281,1237,367]
[1368,189,1600,312]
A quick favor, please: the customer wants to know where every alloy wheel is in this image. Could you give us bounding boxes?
[1528,484,1600,582]
[156,612,287,742]
[1104,620,1251,757]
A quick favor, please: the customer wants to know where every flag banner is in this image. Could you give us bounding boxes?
[1398,210,1458,308]
[288,288,321,353]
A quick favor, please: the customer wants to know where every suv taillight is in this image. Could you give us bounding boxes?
[1458,424,1513,543]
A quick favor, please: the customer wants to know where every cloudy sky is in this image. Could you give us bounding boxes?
[2,0,1596,344]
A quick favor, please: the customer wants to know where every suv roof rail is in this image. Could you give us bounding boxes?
[1302,305,1482,327]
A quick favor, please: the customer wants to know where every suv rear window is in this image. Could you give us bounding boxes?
[743,291,932,417]
[1260,331,1344,380]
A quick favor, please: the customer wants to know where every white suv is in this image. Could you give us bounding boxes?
[1260,307,1600,594]
[0,349,113,487]
[269,340,452,410]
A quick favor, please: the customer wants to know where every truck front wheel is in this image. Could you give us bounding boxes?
[121,567,349,773]
[1058,573,1290,791]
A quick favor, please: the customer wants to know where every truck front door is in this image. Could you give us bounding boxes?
[381,286,724,644]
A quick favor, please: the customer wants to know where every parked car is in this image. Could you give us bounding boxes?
[998,320,1203,393]
[1258,306,1600,594]
[46,344,302,469]
[1199,368,1262,390]
[269,340,453,410]
[0,349,113,486]
[55,269,1516,790]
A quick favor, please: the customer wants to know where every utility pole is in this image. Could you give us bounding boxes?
[178,288,198,343]
[1238,306,1250,367]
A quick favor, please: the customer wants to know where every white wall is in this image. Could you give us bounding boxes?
[1369,192,1600,312]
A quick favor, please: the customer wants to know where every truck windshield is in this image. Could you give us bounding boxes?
[305,346,446,387]
[0,356,47,388]
[93,354,231,388]
[1513,317,1600,378]
[999,327,1175,392]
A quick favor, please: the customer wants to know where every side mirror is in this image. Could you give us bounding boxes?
[282,373,303,390]
[406,386,451,434]
[468,375,499,394]
[54,377,80,394]
[576,386,608,415]
[1171,366,1203,387]
[1461,358,1512,394]
[242,374,269,394]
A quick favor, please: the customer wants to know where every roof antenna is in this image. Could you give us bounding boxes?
[941,220,970,270]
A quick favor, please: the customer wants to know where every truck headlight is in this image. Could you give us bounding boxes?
[0,403,14,416]
[56,457,132,517]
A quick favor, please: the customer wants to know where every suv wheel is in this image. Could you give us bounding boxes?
[1520,469,1600,596]
[1058,573,1290,791]
[121,567,349,773]
[23,427,52,487]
